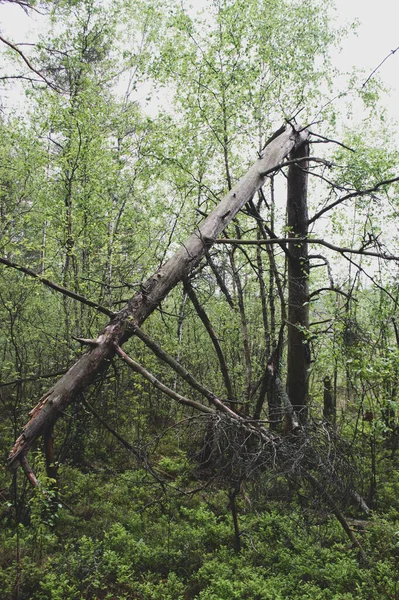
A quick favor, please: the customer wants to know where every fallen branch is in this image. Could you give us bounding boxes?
[82,396,141,458]
[132,325,238,418]
[305,471,369,566]
[114,344,214,415]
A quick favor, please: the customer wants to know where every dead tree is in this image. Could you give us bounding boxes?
[286,141,310,423]
[8,124,309,478]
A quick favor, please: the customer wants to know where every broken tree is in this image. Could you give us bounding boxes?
[8,124,308,476]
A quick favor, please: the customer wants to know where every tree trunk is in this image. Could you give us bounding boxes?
[8,125,308,474]
[323,375,336,426]
[286,141,310,423]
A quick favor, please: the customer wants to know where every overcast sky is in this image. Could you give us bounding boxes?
[1,0,399,124]
[333,0,399,98]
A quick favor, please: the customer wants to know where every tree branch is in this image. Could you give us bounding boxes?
[213,238,399,261]
[132,325,238,418]
[114,345,215,415]
[308,176,399,225]
[308,131,355,152]
[0,256,115,317]
[82,396,141,458]
[309,287,353,300]
[0,369,68,388]
[184,279,235,402]
[0,35,62,92]
[362,46,399,88]
[259,155,333,178]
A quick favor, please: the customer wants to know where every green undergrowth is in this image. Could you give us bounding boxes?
[1,464,399,600]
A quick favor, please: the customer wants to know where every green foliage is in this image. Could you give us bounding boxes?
[2,469,399,599]
[1,0,399,599]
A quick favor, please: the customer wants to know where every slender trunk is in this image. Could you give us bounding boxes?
[184,280,234,401]
[323,375,336,426]
[286,142,310,423]
[173,291,187,393]
[228,488,241,553]
[229,250,252,409]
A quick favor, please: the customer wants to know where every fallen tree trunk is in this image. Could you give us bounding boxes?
[8,124,308,476]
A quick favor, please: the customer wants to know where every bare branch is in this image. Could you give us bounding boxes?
[362,46,399,88]
[308,176,399,225]
[213,237,399,261]
[132,325,238,418]
[82,396,141,458]
[308,131,355,152]
[0,35,63,92]
[309,287,352,300]
[184,279,234,402]
[0,369,68,388]
[114,344,215,414]
[0,256,115,317]
[260,155,333,177]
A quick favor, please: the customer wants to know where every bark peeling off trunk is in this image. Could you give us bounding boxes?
[8,125,308,474]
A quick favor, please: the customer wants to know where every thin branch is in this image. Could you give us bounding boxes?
[0,35,62,93]
[132,325,238,418]
[82,397,141,458]
[184,279,235,401]
[0,75,45,84]
[114,344,215,415]
[340,253,397,303]
[213,238,399,261]
[1,0,44,15]
[205,250,235,308]
[0,256,115,317]
[309,287,353,301]
[304,471,369,565]
[308,131,355,152]
[362,47,399,88]
[309,254,334,287]
[308,176,399,225]
[260,155,333,177]
[0,369,68,388]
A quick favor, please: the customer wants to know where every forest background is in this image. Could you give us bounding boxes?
[1,0,399,598]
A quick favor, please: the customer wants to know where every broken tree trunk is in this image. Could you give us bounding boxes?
[8,125,308,476]
[286,140,310,424]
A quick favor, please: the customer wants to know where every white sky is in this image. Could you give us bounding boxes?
[333,0,399,102]
[1,0,399,124]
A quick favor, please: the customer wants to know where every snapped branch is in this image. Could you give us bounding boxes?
[132,324,238,418]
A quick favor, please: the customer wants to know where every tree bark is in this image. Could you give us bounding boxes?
[8,125,308,474]
[286,141,310,423]
[323,375,336,426]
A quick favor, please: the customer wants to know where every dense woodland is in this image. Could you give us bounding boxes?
[1,0,399,598]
